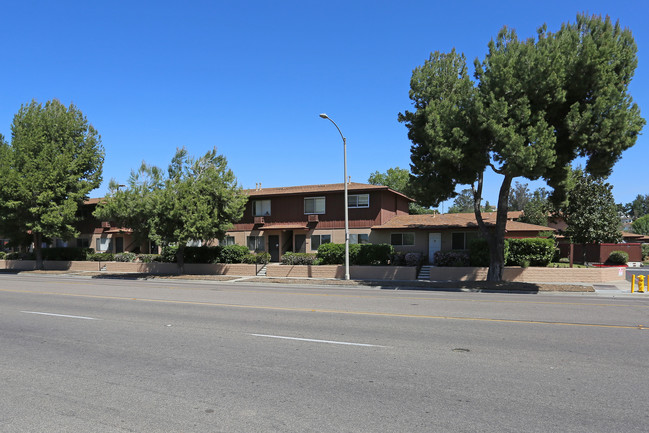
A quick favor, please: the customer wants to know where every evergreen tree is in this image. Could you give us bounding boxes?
[399,14,644,280]
[0,100,104,268]
[563,171,622,246]
[95,147,247,273]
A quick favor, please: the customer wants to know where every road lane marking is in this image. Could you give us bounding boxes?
[250,333,386,347]
[1,288,645,329]
[20,311,99,320]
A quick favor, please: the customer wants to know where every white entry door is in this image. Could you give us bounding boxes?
[428,232,441,264]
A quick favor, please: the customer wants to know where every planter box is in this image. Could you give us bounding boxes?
[266,265,417,280]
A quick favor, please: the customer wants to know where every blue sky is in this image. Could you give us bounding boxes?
[1,0,646,211]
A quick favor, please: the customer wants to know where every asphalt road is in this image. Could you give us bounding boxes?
[1,274,649,432]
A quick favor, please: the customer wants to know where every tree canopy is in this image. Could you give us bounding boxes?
[368,167,435,214]
[631,214,649,235]
[94,147,247,273]
[621,194,649,220]
[399,14,644,280]
[0,100,104,268]
[563,171,621,245]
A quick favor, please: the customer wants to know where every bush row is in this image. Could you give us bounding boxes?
[316,243,395,266]
[435,237,555,268]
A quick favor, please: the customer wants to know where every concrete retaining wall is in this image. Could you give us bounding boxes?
[428,266,626,283]
[1,260,626,283]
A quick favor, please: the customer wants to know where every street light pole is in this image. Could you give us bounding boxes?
[319,113,350,280]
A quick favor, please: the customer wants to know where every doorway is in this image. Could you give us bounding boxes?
[428,232,441,264]
[269,235,280,262]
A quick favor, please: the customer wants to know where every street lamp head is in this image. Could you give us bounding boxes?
[319,113,329,119]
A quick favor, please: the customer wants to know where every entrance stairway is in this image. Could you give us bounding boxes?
[417,265,432,280]
[256,264,267,276]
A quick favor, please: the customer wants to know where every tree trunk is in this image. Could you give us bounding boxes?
[33,232,43,270]
[176,244,185,275]
[482,176,513,282]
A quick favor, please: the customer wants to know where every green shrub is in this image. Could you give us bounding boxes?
[355,244,393,265]
[183,246,223,264]
[281,252,317,265]
[137,254,160,263]
[317,243,393,265]
[317,243,354,265]
[404,252,423,267]
[6,252,34,260]
[506,238,555,267]
[41,247,94,261]
[469,237,490,267]
[160,245,178,263]
[242,252,271,264]
[433,251,470,267]
[0,251,6,260]
[219,244,250,263]
[88,252,114,261]
[391,252,406,266]
[642,244,649,260]
[559,257,570,263]
[606,250,629,265]
[468,237,510,266]
[114,252,136,262]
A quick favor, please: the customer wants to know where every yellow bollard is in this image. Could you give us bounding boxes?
[639,275,645,293]
[632,274,636,293]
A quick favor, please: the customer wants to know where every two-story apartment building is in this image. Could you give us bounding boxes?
[23,182,555,264]
[224,182,412,261]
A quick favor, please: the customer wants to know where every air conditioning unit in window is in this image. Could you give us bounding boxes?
[254,216,265,225]
[308,214,319,222]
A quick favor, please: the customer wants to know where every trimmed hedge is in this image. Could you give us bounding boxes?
[219,245,250,264]
[40,247,94,261]
[114,252,137,262]
[88,252,115,261]
[242,252,271,264]
[506,238,555,267]
[606,250,629,265]
[281,252,318,265]
[316,243,394,265]
[433,250,470,267]
[184,246,222,264]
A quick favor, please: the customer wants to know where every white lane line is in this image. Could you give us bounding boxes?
[20,311,99,320]
[250,333,386,347]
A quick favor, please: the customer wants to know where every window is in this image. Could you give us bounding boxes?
[221,236,235,246]
[348,194,369,208]
[311,234,331,250]
[390,233,415,246]
[253,200,271,216]
[304,197,325,214]
[76,238,90,248]
[349,234,370,244]
[247,236,265,252]
[452,232,479,250]
[96,238,112,252]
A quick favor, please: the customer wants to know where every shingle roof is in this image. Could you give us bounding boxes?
[373,212,555,232]
[246,182,414,201]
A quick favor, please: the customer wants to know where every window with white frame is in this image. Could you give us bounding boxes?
[348,194,369,208]
[304,197,325,214]
[253,200,271,216]
[390,233,415,246]
[221,236,235,246]
[247,236,265,251]
[349,233,370,244]
[96,238,112,252]
[310,234,331,250]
